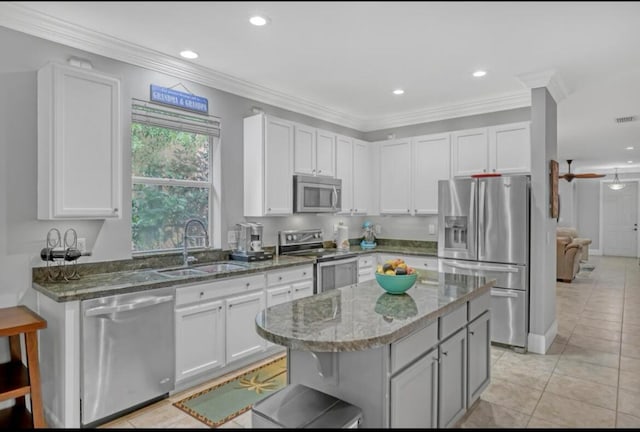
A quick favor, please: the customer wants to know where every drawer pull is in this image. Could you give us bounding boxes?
[246,282,251,287]
[200,291,204,297]
[303,272,307,276]
[442,351,448,356]
[278,276,283,281]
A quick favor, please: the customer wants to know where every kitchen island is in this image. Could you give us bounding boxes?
[255,270,494,428]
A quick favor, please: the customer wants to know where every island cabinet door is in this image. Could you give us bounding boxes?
[438,328,467,428]
[390,349,438,428]
[468,311,491,406]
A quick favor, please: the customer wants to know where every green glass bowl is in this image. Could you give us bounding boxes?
[375,272,417,294]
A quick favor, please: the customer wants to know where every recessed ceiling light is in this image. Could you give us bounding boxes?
[180,50,199,59]
[250,15,268,26]
[393,89,404,95]
[626,146,634,150]
[628,160,633,164]
[473,70,487,78]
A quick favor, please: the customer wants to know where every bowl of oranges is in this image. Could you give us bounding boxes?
[375,258,417,294]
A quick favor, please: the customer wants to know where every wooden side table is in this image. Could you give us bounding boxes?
[0,306,47,428]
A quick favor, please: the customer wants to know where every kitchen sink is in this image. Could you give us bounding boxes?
[157,268,207,277]
[193,262,248,273]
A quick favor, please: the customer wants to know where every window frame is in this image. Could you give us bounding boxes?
[131,102,221,255]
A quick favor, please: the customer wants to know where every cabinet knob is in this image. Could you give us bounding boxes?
[229,304,233,308]
[483,169,487,173]
[113,208,119,213]
[278,276,283,281]
[218,306,222,310]
[492,169,496,173]
[355,208,358,212]
[407,209,410,213]
[288,291,291,294]
[268,207,272,211]
[246,282,250,287]
[318,169,322,173]
[303,272,306,276]
[200,291,204,297]
[442,351,448,356]
[295,288,300,292]
[469,330,475,336]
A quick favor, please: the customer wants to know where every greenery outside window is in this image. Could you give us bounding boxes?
[131,100,221,253]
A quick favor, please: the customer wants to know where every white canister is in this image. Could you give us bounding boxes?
[336,224,350,251]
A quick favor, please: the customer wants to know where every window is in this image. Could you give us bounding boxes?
[131,100,221,253]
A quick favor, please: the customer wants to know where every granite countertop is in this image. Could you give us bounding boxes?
[32,255,315,303]
[31,241,438,303]
[255,270,494,352]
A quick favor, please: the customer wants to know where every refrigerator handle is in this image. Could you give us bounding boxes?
[469,180,476,258]
[478,180,485,260]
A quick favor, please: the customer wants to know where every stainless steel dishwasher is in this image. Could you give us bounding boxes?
[81,287,176,427]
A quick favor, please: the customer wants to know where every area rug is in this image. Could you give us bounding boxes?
[173,355,287,427]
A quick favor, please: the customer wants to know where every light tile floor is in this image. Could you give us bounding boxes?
[101,256,640,428]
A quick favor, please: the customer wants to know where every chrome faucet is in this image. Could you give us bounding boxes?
[183,218,209,267]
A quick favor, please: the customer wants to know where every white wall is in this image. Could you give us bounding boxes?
[557,180,576,228]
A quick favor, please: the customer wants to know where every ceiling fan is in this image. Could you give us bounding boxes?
[559,159,606,182]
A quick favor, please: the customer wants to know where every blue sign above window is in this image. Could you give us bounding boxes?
[150,84,208,114]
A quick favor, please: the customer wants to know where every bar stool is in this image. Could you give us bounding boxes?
[0,306,47,428]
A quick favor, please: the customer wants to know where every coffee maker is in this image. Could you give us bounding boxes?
[230,222,273,262]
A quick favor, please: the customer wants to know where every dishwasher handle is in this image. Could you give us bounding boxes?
[85,295,174,317]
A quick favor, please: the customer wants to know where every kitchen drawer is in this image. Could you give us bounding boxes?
[391,320,438,374]
[266,265,313,286]
[468,290,491,322]
[176,273,265,306]
[440,303,467,340]
[358,255,375,269]
[402,256,438,272]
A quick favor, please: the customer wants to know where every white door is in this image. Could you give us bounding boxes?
[352,139,371,214]
[264,117,294,215]
[452,128,489,177]
[603,181,638,257]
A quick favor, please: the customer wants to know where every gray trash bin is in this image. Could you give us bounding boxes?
[252,384,362,428]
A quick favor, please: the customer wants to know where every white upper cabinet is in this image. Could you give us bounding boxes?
[379,134,450,215]
[315,129,336,177]
[37,62,121,219]
[412,133,451,214]
[452,122,531,177]
[293,124,316,176]
[336,136,371,215]
[452,128,489,177]
[489,122,531,174]
[336,135,354,214]
[379,139,413,215]
[293,125,336,177]
[244,114,294,216]
[352,139,371,215]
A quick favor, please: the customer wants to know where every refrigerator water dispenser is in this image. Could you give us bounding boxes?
[444,216,468,250]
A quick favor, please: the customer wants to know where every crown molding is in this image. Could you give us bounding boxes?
[516,69,569,104]
[359,90,532,131]
[0,3,367,130]
[1,2,533,133]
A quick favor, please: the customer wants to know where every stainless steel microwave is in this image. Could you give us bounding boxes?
[293,175,341,213]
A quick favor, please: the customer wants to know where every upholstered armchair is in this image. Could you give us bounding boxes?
[557,236,583,282]
[557,227,592,261]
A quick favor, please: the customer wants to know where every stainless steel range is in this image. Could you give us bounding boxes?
[278,228,358,293]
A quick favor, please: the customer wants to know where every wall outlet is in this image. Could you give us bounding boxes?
[77,238,86,253]
[374,224,382,235]
[428,224,436,235]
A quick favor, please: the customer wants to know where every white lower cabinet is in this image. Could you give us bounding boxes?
[390,348,439,428]
[292,279,314,300]
[175,299,225,383]
[358,255,375,283]
[226,290,266,363]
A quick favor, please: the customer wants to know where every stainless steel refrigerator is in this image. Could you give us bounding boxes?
[437,175,530,350]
